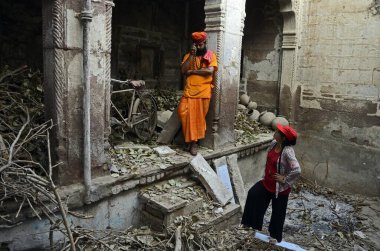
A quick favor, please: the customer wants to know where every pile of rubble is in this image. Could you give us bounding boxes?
[109,143,176,176]
[234,111,271,145]
[235,93,295,145]
[152,88,181,112]
[281,179,380,250]
[68,178,379,251]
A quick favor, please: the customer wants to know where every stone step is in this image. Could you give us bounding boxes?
[139,176,241,233]
[139,176,205,231]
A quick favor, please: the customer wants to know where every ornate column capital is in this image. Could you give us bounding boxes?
[205,3,226,32]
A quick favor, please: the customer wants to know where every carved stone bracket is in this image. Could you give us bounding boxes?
[282,31,297,49]
[205,4,226,32]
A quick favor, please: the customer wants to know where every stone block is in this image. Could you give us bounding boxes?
[190,154,233,206]
[212,157,235,204]
[164,197,204,226]
[153,146,176,157]
[157,107,181,144]
[157,110,173,129]
[145,193,187,213]
[226,154,247,212]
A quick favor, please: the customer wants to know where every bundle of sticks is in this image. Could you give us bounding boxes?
[0,66,77,250]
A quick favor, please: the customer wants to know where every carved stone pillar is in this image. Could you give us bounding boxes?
[42,0,112,185]
[278,0,298,122]
[203,0,246,149]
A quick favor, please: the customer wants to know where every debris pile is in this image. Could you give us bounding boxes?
[64,224,281,251]
[109,143,175,176]
[0,66,77,250]
[278,178,380,250]
[234,111,271,145]
[152,88,181,112]
[0,65,46,168]
[238,93,289,131]
[139,176,239,232]
[68,177,283,251]
[66,178,379,251]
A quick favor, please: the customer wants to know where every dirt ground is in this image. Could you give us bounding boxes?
[261,178,380,250]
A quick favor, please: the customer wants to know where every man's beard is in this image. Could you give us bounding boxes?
[196,46,207,56]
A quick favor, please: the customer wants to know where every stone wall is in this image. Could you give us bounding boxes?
[0,189,140,250]
[111,0,205,89]
[294,0,380,196]
[242,0,283,112]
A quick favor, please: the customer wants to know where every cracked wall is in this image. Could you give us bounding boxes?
[295,0,380,195]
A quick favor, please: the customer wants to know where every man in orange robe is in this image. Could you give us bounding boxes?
[178,31,218,155]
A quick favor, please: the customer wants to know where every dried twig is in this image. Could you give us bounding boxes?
[174,226,182,251]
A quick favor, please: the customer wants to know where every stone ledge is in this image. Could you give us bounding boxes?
[59,133,273,209]
[1,134,272,225]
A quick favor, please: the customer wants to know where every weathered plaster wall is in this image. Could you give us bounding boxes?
[0,0,42,69]
[242,0,282,112]
[111,0,204,89]
[0,189,140,251]
[294,0,380,195]
[238,150,267,191]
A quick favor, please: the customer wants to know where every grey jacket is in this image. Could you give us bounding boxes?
[267,140,301,197]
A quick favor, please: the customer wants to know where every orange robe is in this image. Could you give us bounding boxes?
[178,51,218,143]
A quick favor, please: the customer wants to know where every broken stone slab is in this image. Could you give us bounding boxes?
[157,107,181,144]
[212,156,235,204]
[190,154,233,206]
[157,110,173,129]
[143,193,188,213]
[153,146,176,156]
[226,154,246,212]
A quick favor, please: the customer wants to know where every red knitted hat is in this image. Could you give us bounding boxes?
[277,124,297,142]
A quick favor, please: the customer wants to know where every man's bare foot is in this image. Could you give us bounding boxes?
[189,142,198,156]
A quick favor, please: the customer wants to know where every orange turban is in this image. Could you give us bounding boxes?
[191,32,207,43]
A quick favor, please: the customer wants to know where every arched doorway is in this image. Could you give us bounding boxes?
[241,0,297,118]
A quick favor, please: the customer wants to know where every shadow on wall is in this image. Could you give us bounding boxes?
[0,0,42,69]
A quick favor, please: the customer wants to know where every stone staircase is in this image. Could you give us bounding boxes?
[139,176,241,233]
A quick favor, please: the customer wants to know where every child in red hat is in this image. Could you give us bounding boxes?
[241,124,301,244]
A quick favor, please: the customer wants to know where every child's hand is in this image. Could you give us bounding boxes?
[274,173,286,184]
